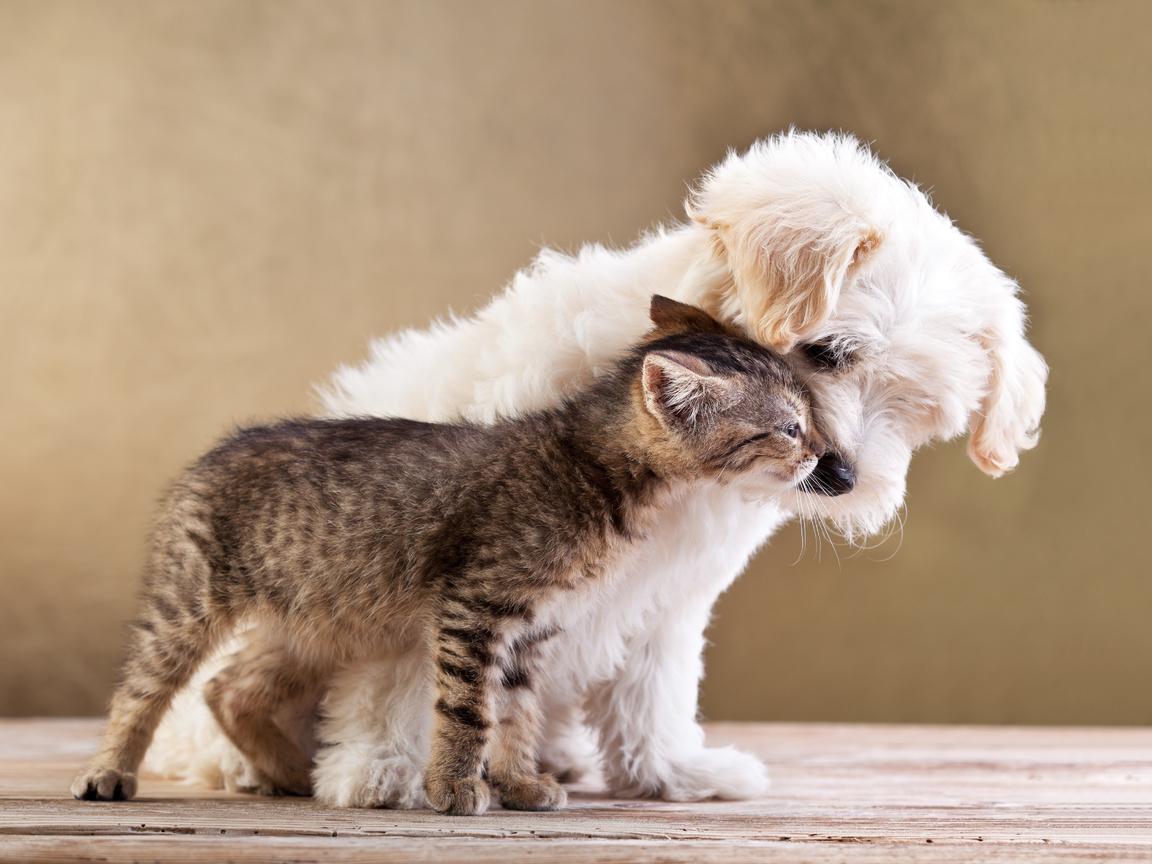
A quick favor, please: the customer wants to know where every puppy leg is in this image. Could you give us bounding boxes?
[203,638,324,796]
[587,603,769,802]
[581,486,777,801]
[312,646,432,809]
[537,694,599,785]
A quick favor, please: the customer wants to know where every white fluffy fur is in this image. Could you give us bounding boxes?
[145,131,1046,806]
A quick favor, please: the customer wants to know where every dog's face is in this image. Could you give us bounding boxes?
[690,132,1048,538]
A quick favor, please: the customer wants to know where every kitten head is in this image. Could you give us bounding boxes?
[637,296,825,490]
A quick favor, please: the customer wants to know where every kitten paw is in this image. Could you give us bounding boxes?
[270,764,313,797]
[426,776,491,816]
[496,773,567,811]
[236,769,312,798]
[71,767,137,801]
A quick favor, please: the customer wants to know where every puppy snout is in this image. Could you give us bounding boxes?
[801,451,856,497]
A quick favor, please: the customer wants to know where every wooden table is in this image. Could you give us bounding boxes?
[2,719,1150,862]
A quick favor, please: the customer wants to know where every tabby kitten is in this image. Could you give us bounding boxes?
[72,295,824,815]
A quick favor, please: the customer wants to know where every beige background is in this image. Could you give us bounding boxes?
[1,0,1149,724]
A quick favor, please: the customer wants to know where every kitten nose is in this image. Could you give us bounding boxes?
[800,452,856,497]
[807,425,827,460]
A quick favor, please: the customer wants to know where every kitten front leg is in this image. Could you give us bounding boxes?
[423,626,499,816]
[487,635,566,811]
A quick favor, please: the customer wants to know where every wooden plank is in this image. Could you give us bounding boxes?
[1,719,1150,862]
[7,835,1152,864]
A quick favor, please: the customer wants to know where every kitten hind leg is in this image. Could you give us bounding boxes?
[73,585,224,801]
[203,635,323,796]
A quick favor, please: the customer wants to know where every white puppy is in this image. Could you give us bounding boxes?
[146,131,1047,806]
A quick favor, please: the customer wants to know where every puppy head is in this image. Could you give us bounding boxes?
[687,131,889,352]
[687,132,1047,537]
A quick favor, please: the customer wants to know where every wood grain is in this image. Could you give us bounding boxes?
[2,719,1150,862]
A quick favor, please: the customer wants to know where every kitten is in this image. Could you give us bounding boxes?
[72,295,824,815]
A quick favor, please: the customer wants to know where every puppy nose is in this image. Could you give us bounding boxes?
[801,451,856,496]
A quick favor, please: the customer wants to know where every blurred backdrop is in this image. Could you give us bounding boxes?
[2,0,1150,724]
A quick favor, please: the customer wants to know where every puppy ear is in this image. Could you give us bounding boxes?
[642,350,729,427]
[967,292,1048,477]
[648,295,728,335]
[686,133,886,351]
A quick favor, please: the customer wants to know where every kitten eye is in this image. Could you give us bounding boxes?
[801,339,851,370]
[785,423,799,439]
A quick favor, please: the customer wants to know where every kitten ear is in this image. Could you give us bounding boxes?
[649,295,728,335]
[642,350,730,427]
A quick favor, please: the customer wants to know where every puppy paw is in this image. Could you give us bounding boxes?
[355,756,426,809]
[496,773,567,811]
[71,767,137,801]
[538,725,600,784]
[313,750,427,809]
[609,746,769,801]
[217,754,269,794]
[425,776,490,816]
[660,746,770,801]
